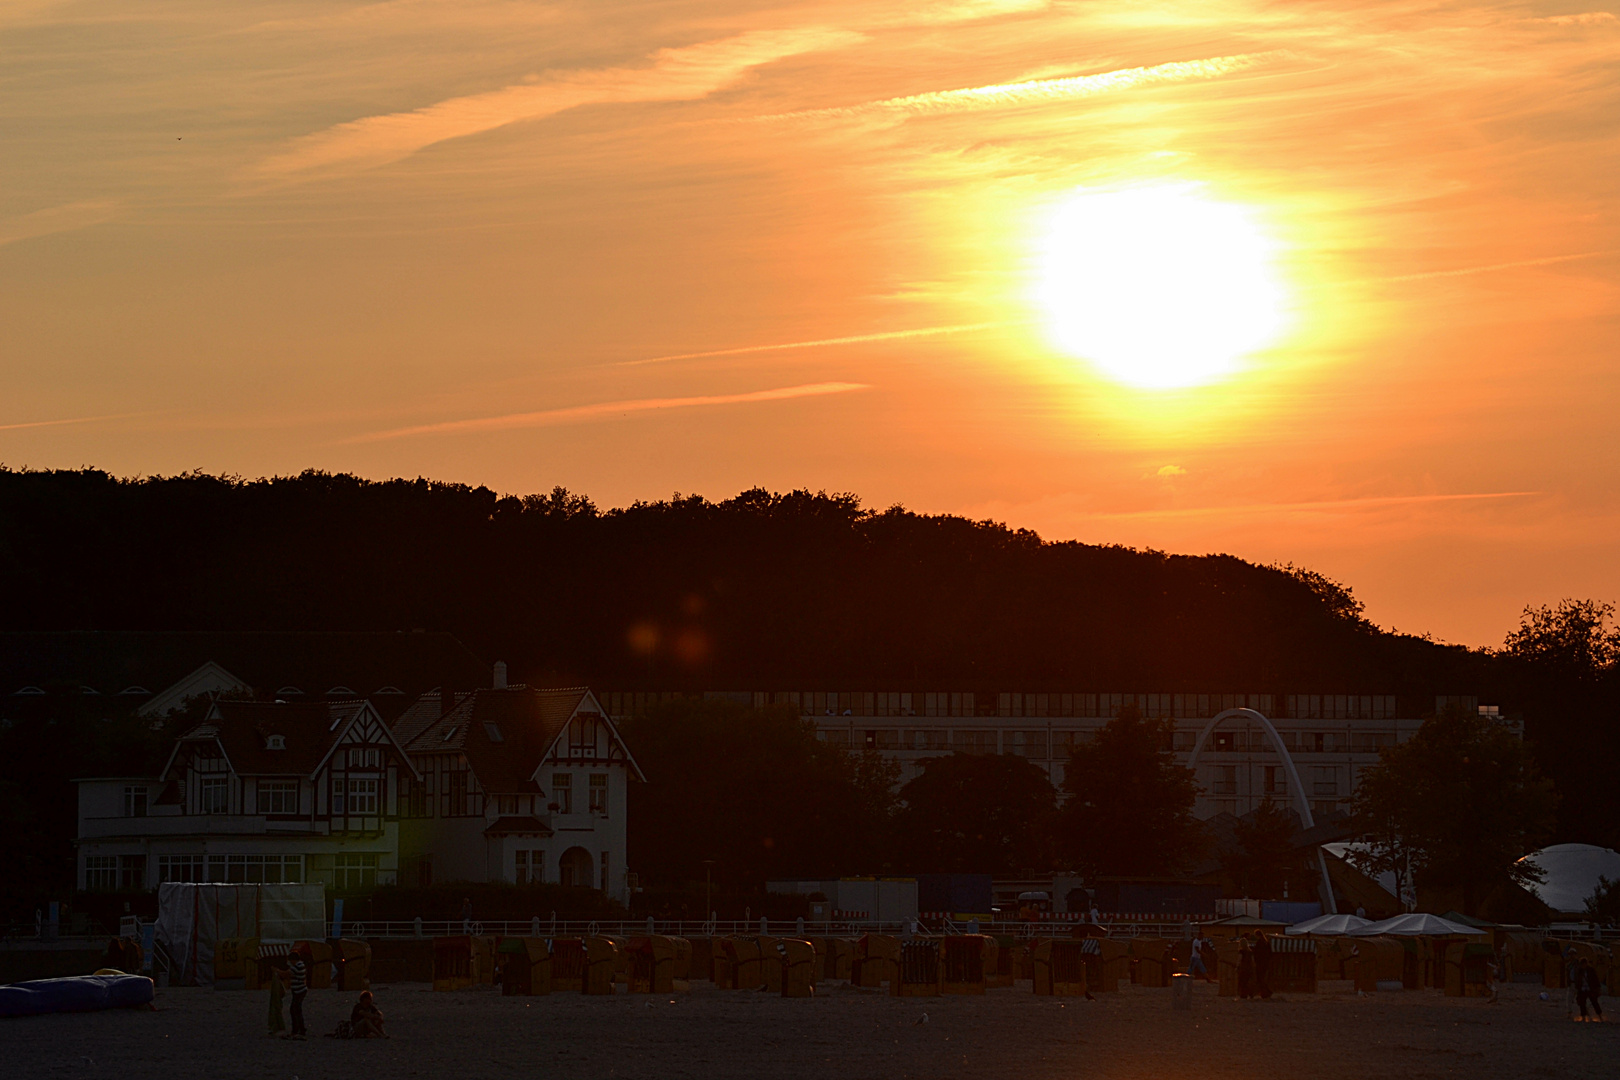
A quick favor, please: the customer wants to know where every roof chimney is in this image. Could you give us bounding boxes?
[493,661,508,690]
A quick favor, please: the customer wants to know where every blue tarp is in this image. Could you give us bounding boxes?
[0,974,154,1018]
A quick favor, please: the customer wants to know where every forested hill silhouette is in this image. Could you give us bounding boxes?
[0,468,1482,693]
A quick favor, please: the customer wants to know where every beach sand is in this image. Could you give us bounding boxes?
[6,978,1615,1079]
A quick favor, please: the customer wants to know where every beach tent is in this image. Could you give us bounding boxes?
[1286,913,1372,936]
[1516,844,1620,915]
[1349,913,1485,937]
[154,883,325,986]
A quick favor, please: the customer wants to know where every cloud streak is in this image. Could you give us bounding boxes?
[0,411,143,432]
[753,52,1270,123]
[250,27,862,180]
[619,320,1018,367]
[1088,491,1542,521]
[0,200,119,247]
[348,381,870,442]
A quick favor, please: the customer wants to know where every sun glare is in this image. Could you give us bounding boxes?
[1034,185,1287,390]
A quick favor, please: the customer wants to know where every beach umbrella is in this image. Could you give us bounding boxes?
[1348,913,1486,937]
[1284,913,1373,936]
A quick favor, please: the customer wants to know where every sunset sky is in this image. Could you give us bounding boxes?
[4,1,1618,647]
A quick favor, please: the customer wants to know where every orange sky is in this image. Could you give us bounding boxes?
[3,1,1619,646]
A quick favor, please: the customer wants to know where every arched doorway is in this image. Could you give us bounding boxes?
[1186,707,1337,912]
[559,846,595,889]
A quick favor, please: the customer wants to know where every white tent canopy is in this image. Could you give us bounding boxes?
[1285,913,1373,936]
[154,883,326,985]
[1349,912,1485,937]
[1518,844,1620,915]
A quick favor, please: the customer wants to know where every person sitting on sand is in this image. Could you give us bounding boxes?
[350,991,388,1038]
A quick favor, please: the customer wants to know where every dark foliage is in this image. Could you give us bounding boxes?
[892,752,1056,875]
[618,699,896,890]
[1057,705,1203,878]
[0,467,1483,691]
[1223,798,1309,900]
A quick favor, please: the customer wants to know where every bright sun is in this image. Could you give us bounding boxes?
[1034,184,1287,390]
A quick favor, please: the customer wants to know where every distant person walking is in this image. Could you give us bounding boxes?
[1576,961,1605,1022]
[286,946,309,1040]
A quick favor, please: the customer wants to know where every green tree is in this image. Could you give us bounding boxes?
[892,752,1056,874]
[619,699,896,893]
[1058,705,1202,878]
[1226,797,1306,900]
[1349,704,1557,916]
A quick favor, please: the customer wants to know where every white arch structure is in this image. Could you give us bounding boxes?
[1187,708,1337,914]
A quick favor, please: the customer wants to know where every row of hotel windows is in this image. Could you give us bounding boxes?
[817,728,1398,756]
[512,849,609,890]
[156,769,610,819]
[604,691,1417,721]
[1206,765,1345,797]
[86,853,380,892]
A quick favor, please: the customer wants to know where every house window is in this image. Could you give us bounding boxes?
[333,853,378,892]
[498,794,518,815]
[1264,766,1287,795]
[953,730,997,753]
[123,786,148,818]
[1005,731,1048,757]
[440,758,477,817]
[332,777,345,815]
[483,723,504,743]
[257,780,298,815]
[1212,765,1238,796]
[347,748,380,768]
[86,856,117,891]
[530,849,544,884]
[210,853,303,884]
[515,849,529,885]
[120,855,146,890]
[346,778,379,815]
[1311,767,1339,796]
[589,774,608,816]
[552,773,572,814]
[400,773,432,818]
[199,777,229,814]
[158,854,205,883]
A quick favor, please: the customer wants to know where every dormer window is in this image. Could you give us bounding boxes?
[266,734,286,750]
[442,726,457,742]
[483,723,504,743]
[276,686,304,696]
[327,686,355,696]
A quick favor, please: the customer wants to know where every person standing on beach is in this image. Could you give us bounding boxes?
[1575,961,1604,1022]
[287,946,309,1040]
[1253,933,1274,999]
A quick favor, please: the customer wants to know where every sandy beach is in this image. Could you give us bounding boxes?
[5,979,1615,1080]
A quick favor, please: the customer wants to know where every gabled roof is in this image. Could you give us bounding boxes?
[161,698,418,780]
[484,816,554,837]
[395,686,642,793]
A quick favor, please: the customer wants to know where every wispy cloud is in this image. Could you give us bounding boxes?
[249,27,862,181]
[0,411,143,432]
[619,321,1017,367]
[347,381,870,442]
[1373,251,1615,284]
[1089,491,1542,521]
[753,52,1270,123]
[0,200,119,247]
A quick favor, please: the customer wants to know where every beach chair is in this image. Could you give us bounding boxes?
[852,935,900,989]
[625,936,675,993]
[432,936,476,992]
[1032,939,1088,996]
[940,935,991,995]
[550,938,586,992]
[779,939,817,997]
[892,940,941,997]
[583,936,618,995]
[498,937,551,996]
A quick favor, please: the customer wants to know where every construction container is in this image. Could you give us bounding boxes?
[779,939,817,998]
[550,938,586,992]
[940,935,991,995]
[498,937,552,996]
[626,936,676,993]
[1032,939,1088,997]
[892,940,941,997]
[583,936,618,995]
[852,935,900,989]
[432,936,476,992]
[334,939,372,991]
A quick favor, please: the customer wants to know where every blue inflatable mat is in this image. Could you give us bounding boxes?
[0,974,154,1018]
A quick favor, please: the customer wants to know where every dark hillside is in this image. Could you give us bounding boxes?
[0,468,1480,694]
